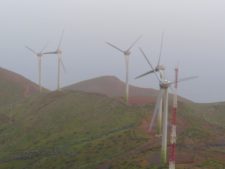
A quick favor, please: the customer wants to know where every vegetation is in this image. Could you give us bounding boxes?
[0,91,152,169]
[0,72,224,169]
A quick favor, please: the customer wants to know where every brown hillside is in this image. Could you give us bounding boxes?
[0,67,41,105]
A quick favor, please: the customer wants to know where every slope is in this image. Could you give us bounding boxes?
[0,67,41,106]
[0,91,151,169]
[197,102,225,128]
[0,91,224,169]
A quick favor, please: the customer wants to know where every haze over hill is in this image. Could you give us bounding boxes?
[2,0,225,102]
[0,0,225,168]
[0,67,191,105]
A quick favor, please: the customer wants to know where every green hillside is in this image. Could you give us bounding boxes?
[0,90,224,169]
[200,102,225,128]
[0,91,152,169]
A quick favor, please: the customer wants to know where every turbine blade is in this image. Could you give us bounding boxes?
[57,30,64,49]
[169,76,198,85]
[135,70,155,79]
[43,51,56,55]
[139,48,161,82]
[25,46,36,55]
[60,59,66,73]
[157,32,164,66]
[127,35,142,51]
[40,42,49,53]
[149,89,165,132]
[106,42,124,53]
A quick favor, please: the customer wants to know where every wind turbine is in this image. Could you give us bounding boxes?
[136,32,165,134]
[43,30,66,91]
[25,45,47,92]
[136,48,197,164]
[106,36,142,104]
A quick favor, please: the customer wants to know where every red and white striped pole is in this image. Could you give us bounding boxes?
[169,67,179,169]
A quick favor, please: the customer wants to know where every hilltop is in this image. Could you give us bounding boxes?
[64,76,157,97]
[64,76,191,104]
[0,67,41,106]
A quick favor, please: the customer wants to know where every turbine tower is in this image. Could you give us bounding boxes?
[136,48,197,164]
[106,36,142,104]
[44,30,66,91]
[26,45,47,92]
[136,33,165,134]
[169,66,179,169]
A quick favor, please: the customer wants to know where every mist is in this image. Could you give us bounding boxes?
[1,0,225,103]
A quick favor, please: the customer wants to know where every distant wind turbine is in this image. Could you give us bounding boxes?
[106,36,142,104]
[25,44,48,92]
[43,30,66,91]
[136,32,165,135]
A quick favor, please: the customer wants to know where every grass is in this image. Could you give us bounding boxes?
[0,78,24,106]
[0,90,224,169]
[201,103,225,128]
[0,91,153,169]
[197,160,225,169]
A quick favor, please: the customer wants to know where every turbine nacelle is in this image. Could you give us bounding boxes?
[124,50,131,56]
[56,49,62,55]
[37,53,43,58]
[160,80,171,89]
[156,65,165,71]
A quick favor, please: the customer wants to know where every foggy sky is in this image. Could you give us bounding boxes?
[1,0,225,103]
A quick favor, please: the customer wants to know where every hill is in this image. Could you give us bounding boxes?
[196,102,225,128]
[0,67,41,106]
[64,76,191,104]
[0,91,224,169]
[0,91,150,169]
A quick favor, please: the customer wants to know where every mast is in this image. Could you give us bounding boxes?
[169,67,179,169]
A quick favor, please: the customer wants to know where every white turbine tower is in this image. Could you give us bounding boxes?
[26,45,47,92]
[136,33,165,135]
[137,48,197,164]
[43,31,66,91]
[106,36,142,104]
